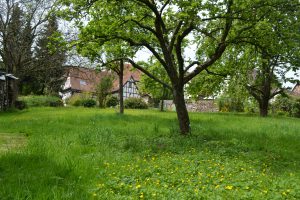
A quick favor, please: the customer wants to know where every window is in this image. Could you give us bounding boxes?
[128,81,132,88]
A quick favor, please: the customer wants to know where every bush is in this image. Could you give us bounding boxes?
[82,99,96,107]
[124,98,148,109]
[49,99,64,107]
[291,99,300,118]
[66,93,92,106]
[15,100,27,110]
[218,97,244,112]
[18,95,63,107]
[73,100,83,107]
[106,96,119,107]
[272,96,300,118]
[272,96,293,113]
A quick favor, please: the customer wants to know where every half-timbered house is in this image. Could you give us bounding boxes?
[61,64,143,101]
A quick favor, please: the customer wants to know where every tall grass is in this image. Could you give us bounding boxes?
[0,107,299,199]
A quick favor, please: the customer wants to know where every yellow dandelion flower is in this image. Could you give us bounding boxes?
[225,185,233,190]
[139,192,144,199]
[136,184,141,189]
[282,192,287,196]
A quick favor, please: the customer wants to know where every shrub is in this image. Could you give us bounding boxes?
[82,99,96,107]
[18,95,63,107]
[66,93,92,106]
[124,98,148,109]
[49,99,64,107]
[15,100,27,110]
[272,96,300,118]
[106,96,119,107]
[73,100,83,107]
[272,96,293,113]
[218,97,244,112]
[291,99,300,118]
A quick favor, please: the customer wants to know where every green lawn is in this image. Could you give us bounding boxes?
[0,107,299,199]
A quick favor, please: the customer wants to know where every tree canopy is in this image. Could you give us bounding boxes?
[58,0,300,134]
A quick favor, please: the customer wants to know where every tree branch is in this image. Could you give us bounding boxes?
[176,23,195,82]
[183,0,233,84]
[101,57,172,90]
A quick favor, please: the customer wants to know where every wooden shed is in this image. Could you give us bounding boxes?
[0,71,18,111]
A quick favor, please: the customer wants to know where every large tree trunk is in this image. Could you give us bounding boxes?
[173,86,190,135]
[259,99,269,117]
[7,80,18,108]
[160,99,164,112]
[119,60,124,114]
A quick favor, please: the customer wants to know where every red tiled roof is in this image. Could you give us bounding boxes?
[65,64,141,93]
[111,63,141,92]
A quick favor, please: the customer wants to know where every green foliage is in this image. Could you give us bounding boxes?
[96,76,114,108]
[106,96,118,107]
[218,97,244,112]
[31,15,66,95]
[124,98,148,109]
[0,108,300,199]
[291,99,300,118]
[138,59,172,100]
[187,71,225,100]
[18,95,63,107]
[272,96,300,118]
[66,92,92,106]
[82,99,96,107]
[14,100,27,110]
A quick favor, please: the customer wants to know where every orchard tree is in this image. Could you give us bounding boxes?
[96,75,113,108]
[138,58,172,111]
[59,0,298,134]
[33,15,66,95]
[228,4,300,117]
[0,0,57,106]
[77,41,136,114]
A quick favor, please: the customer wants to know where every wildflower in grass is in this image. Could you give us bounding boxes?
[263,190,268,194]
[139,192,144,199]
[225,185,233,190]
[92,193,97,197]
[136,184,141,189]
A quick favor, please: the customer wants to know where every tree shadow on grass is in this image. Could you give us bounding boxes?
[0,153,89,200]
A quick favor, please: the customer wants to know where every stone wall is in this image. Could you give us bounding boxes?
[186,99,218,112]
[163,99,218,112]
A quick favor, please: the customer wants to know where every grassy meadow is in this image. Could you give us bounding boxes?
[0,107,299,199]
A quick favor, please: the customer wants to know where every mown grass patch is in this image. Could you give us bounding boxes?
[0,107,299,199]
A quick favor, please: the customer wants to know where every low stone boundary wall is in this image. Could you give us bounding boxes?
[163,99,218,112]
